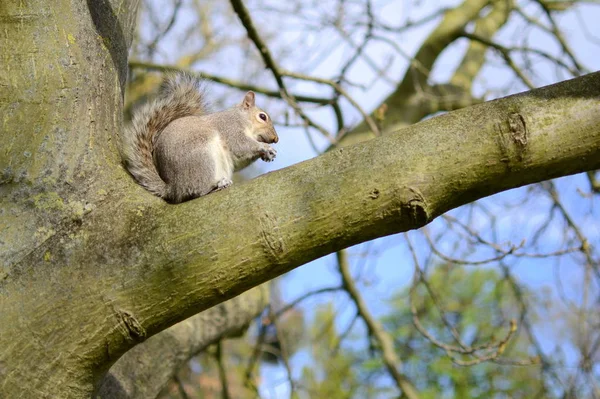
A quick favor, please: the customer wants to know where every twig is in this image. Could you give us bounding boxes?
[128,61,333,105]
[406,234,520,366]
[588,171,600,193]
[229,0,335,141]
[461,32,535,89]
[244,309,269,396]
[146,0,184,58]
[268,306,296,399]
[274,286,342,319]
[281,69,381,137]
[173,374,191,399]
[215,341,231,399]
[336,249,421,399]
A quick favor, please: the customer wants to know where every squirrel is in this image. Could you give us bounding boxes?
[122,72,279,204]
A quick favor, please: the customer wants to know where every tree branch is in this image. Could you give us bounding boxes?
[337,0,491,146]
[96,286,268,399]
[128,61,334,105]
[230,0,334,140]
[2,71,600,397]
[337,250,420,398]
[451,0,513,90]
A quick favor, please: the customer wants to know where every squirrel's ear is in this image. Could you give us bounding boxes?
[241,91,256,109]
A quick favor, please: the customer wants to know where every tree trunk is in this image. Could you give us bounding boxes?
[1,1,600,398]
[1,0,138,397]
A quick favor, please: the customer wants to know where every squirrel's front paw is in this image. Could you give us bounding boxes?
[260,145,277,162]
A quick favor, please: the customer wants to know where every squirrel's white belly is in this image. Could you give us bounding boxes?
[209,135,234,182]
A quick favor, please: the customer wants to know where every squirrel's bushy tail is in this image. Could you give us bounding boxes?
[123,73,207,199]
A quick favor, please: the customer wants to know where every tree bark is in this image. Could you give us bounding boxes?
[1,1,600,398]
[1,0,138,397]
[0,0,137,266]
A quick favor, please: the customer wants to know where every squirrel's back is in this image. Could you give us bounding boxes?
[122,73,207,199]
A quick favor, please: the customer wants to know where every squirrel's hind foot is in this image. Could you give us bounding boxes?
[213,178,233,192]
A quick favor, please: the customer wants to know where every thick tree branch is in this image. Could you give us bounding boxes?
[2,71,600,397]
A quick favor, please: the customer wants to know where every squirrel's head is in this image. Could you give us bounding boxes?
[240,91,279,144]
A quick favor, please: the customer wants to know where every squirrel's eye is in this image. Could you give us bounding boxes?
[259,113,267,121]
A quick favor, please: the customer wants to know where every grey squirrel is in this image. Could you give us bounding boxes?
[123,73,279,203]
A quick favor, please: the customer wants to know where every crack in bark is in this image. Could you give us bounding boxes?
[259,212,285,261]
[508,112,528,160]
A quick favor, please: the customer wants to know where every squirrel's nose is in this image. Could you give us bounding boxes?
[273,135,279,143]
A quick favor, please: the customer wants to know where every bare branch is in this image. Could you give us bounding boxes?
[229,0,335,141]
[337,250,421,399]
[216,342,232,399]
[4,71,600,397]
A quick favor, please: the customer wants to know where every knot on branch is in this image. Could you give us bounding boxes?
[496,112,529,165]
[117,309,147,342]
[401,187,429,227]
